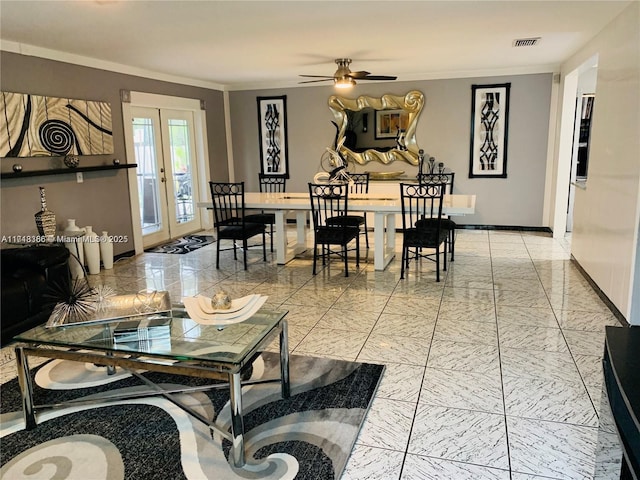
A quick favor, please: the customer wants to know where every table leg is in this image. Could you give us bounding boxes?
[280,319,290,399]
[374,212,396,270]
[15,347,37,430]
[229,371,245,467]
[274,210,290,265]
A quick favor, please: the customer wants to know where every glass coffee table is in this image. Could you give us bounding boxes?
[12,304,290,468]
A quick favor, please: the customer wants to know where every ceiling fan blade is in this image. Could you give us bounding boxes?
[299,75,335,79]
[359,75,398,81]
[348,71,371,79]
[299,78,333,84]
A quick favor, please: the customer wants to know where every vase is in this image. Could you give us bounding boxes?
[83,226,101,275]
[99,231,114,270]
[64,219,85,278]
[34,186,56,238]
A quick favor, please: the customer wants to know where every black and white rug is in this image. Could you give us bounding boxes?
[145,235,214,254]
[0,352,383,479]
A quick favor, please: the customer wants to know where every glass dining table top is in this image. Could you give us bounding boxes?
[14,304,288,367]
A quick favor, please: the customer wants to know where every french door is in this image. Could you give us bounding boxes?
[131,107,201,247]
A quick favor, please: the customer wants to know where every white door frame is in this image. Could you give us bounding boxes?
[123,92,211,255]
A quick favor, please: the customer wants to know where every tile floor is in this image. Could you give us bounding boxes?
[0,229,625,479]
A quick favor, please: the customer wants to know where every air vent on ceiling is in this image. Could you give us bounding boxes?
[513,37,541,47]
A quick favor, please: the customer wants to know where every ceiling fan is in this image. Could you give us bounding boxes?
[299,58,397,88]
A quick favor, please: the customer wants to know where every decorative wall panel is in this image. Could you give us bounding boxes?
[0,92,114,157]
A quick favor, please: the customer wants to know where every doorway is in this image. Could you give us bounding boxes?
[552,54,598,238]
[123,92,211,255]
[131,107,201,248]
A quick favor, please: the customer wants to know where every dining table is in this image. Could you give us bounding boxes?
[198,191,476,271]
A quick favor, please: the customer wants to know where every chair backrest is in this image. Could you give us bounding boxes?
[209,182,245,227]
[308,183,349,228]
[417,172,455,194]
[400,182,446,230]
[258,173,286,193]
[347,172,370,194]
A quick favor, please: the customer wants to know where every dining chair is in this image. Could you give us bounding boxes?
[209,181,266,270]
[399,182,450,281]
[244,173,287,252]
[417,172,456,261]
[308,183,360,277]
[326,172,370,250]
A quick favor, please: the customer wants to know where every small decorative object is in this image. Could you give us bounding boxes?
[83,226,101,275]
[99,231,114,269]
[211,290,232,310]
[12,164,22,173]
[63,219,85,278]
[112,158,120,165]
[417,150,425,177]
[438,162,445,174]
[94,284,116,313]
[45,277,98,327]
[34,186,56,238]
[64,154,80,168]
[427,157,436,174]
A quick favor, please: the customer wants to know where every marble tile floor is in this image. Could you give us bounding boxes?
[0,229,625,479]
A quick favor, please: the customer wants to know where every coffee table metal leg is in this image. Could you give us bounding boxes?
[280,319,290,398]
[229,371,245,467]
[15,347,36,430]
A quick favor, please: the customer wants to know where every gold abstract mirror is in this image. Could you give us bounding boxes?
[328,90,424,165]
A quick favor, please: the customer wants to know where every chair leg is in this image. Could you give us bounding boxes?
[216,238,221,269]
[356,234,360,268]
[364,217,369,249]
[233,241,237,260]
[443,238,448,272]
[262,231,267,262]
[435,244,440,282]
[243,239,248,270]
[270,223,274,252]
[343,243,349,277]
[312,238,318,275]
[400,245,406,279]
[450,229,455,261]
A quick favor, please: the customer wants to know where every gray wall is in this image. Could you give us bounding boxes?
[0,51,227,255]
[230,73,553,226]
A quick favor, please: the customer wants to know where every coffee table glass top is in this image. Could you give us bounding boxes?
[14,304,288,367]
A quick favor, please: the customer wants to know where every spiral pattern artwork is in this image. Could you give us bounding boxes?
[0,92,114,157]
[38,119,75,155]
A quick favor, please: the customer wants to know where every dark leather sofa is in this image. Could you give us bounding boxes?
[1,245,70,346]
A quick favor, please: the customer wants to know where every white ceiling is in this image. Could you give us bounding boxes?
[0,0,632,91]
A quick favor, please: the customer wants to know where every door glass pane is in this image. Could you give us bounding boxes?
[132,117,162,235]
[167,118,195,224]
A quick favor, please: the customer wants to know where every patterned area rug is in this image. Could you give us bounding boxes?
[145,234,214,254]
[0,352,383,479]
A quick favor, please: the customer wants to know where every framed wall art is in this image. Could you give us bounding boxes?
[0,91,114,158]
[257,95,289,177]
[375,108,409,139]
[469,83,510,178]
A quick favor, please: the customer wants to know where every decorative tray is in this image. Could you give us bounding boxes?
[366,171,405,180]
[46,290,172,328]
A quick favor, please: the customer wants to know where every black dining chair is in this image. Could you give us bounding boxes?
[399,182,450,281]
[209,181,266,270]
[244,173,287,252]
[417,172,456,261]
[308,183,360,277]
[326,172,370,250]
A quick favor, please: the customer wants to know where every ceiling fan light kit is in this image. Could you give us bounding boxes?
[299,58,397,87]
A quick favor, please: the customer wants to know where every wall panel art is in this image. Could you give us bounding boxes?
[469,83,510,178]
[0,92,114,158]
[257,95,289,177]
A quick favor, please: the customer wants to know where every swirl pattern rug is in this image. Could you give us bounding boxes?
[0,352,383,479]
[144,235,214,254]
